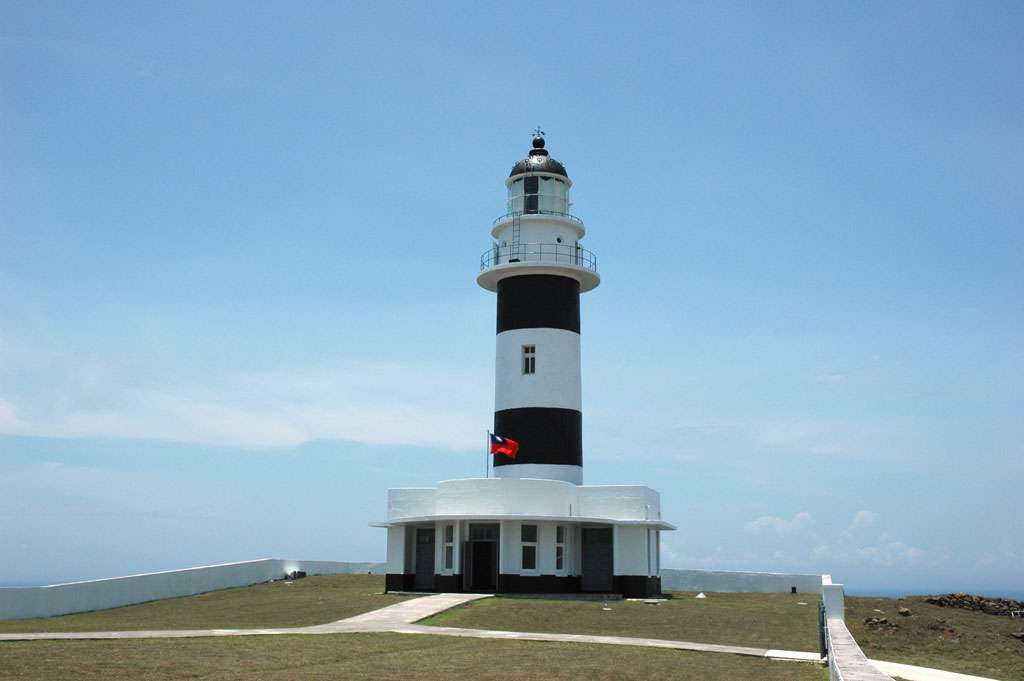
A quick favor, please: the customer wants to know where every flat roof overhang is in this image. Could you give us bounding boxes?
[370,514,675,531]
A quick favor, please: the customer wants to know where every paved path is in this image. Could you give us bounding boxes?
[392,621,822,662]
[0,593,999,681]
[867,659,1000,681]
[0,593,492,641]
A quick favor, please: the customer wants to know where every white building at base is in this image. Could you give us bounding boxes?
[375,136,674,597]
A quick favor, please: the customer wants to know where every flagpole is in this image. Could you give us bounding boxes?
[486,430,490,478]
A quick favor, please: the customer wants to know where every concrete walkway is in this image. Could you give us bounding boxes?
[0,593,492,641]
[394,621,822,662]
[867,659,1001,681]
[0,592,1000,681]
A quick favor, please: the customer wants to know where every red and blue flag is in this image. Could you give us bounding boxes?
[489,433,519,459]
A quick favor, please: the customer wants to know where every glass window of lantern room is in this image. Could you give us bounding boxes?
[539,190,553,214]
[552,178,568,214]
[522,345,535,374]
[508,178,523,214]
[533,176,551,214]
[524,176,539,214]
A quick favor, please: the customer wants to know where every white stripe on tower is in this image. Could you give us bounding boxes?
[494,328,582,412]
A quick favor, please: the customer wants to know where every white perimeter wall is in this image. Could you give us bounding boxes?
[661,568,822,593]
[0,559,385,621]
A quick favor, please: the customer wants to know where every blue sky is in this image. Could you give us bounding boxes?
[1,2,1021,596]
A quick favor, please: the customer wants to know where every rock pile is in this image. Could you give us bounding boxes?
[864,616,899,633]
[925,593,1023,617]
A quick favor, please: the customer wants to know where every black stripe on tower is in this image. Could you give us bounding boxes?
[496,275,580,333]
[493,407,582,468]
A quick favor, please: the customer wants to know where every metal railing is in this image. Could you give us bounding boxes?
[492,210,585,228]
[479,242,598,272]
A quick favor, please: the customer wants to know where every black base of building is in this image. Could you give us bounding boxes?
[497,573,581,594]
[385,572,660,598]
[385,573,416,592]
[434,574,462,592]
[613,575,662,599]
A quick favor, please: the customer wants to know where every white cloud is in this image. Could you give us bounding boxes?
[745,511,813,533]
[751,419,847,457]
[850,510,880,529]
[975,537,1022,569]
[0,399,18,431]
[0,362,491,451]
[830,527,925,567]
[754,421,821,447]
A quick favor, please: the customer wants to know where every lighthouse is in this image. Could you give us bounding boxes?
[375,135,673,597]
[478,135,599,486]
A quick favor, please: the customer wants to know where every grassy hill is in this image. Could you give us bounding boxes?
[845,594,1023,681]
[0,574,407,633]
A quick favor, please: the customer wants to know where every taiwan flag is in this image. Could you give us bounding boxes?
[490,433,519,459]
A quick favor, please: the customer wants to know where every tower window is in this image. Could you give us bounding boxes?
[522,345,535,374]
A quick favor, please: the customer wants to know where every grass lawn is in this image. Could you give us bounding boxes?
[0,574,410,633]
[4,577,1020,681]
[422,591,822,653]
[0,632,829,681]
[845,595,1024,681]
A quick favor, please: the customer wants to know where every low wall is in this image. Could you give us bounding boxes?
[0,559,386,621]
[661,568,822,593]
[821,577,894,681]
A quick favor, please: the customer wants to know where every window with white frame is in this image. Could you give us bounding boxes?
[444,524,454,571]
[522,345,536,374]
[521,524,537,571]
[555,525,566,572]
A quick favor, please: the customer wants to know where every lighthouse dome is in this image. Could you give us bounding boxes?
[509,137,569,179]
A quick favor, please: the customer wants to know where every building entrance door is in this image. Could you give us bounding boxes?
[581,527,613,592]
[463,523,499,592]
[465,541,497,591]
[415,527,435,591]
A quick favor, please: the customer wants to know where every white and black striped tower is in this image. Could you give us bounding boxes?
[478,134,600,486]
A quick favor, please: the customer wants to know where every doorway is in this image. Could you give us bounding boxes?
[463,523,499,591]
[581,527,613,592]
[415,527,435,591]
